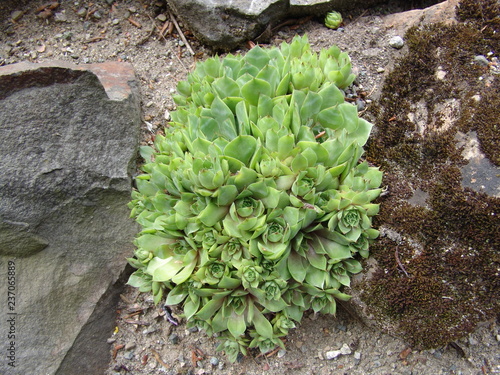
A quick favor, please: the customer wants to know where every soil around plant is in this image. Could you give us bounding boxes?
[1,1,498,374]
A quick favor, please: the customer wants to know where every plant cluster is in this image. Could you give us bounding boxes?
[127,35,382,362]
[324,11,343,30]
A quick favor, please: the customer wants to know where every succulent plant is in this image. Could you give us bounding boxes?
[127,35,382,361]
[325,11,343,30]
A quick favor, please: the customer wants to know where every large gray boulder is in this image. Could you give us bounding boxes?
[0,61,141,375]
[167,0,387,50]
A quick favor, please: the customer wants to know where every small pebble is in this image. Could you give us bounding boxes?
[169,333,179,345]
[210,357,219,366]
[433,350,443,359]
[112,18,120,25]
[11,10,24,21]
[354,351,361,360]
[123,351,134,360]
[340,343,352,355]
[62,31,73,40]
[107,338,116,344]
[436,67,447,80]
[389,36,404,49]
[125,342,136,350]
[496,334,500,342]
[468,336,478,345]
[157,14,167,22]
[474,55,489,67]
[77,8,87,17]
[54,12,68,23]
[277,349,287,358]
[93,11,102,19]
[336,324,347,332]
[325,350,341,360]
[356,98,366,111]
[146,101,154,108]
[376,67,385,73]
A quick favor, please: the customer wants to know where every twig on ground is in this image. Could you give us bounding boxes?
[137,20,156,46]
[150,348,169,368]
[395,248,410,277]
[83,36,106,44]
[169,11,195,56]
[123,319,151,326]
[159,20,170,37]
[128,16,142,28]
[367,84,377,98]
[112,344,124,360]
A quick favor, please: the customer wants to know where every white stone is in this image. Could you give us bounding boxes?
[340,343,352,355]
[325,350,342,360]
[389,35,404,49]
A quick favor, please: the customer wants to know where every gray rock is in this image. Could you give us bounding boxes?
[289,0,384,16]
[210,356,220,366]
[166,0,389,49]
[389,35,404,49]
[0,219,49,257]
[156,14,168,22]
[11,10,24,22]
[456,131,500,197]
[0,61,141,375]
[169,333,180,344]
[473,55,489,67]
[77,7,87,17]
[167,0,287,50]
[124,351,135,360]
[54,12,68,22]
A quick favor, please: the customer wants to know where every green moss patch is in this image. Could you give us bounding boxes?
[361,0,499,349]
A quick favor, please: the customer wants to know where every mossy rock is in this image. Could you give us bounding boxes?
[346,0,499,349]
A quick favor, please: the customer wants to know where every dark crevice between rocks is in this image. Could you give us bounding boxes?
[56,264,135,375]
[359,0,499,349]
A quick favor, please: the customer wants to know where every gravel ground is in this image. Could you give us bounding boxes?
[1,1,498,374]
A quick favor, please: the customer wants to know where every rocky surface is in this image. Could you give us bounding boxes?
[348,0,499,353]
[0,61,141,374]
[167,0,387,49]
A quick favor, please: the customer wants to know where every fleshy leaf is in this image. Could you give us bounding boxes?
[224,135,257,166]
[241,78,272,106]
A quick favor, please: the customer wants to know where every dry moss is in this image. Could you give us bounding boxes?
[361,0,500,349]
